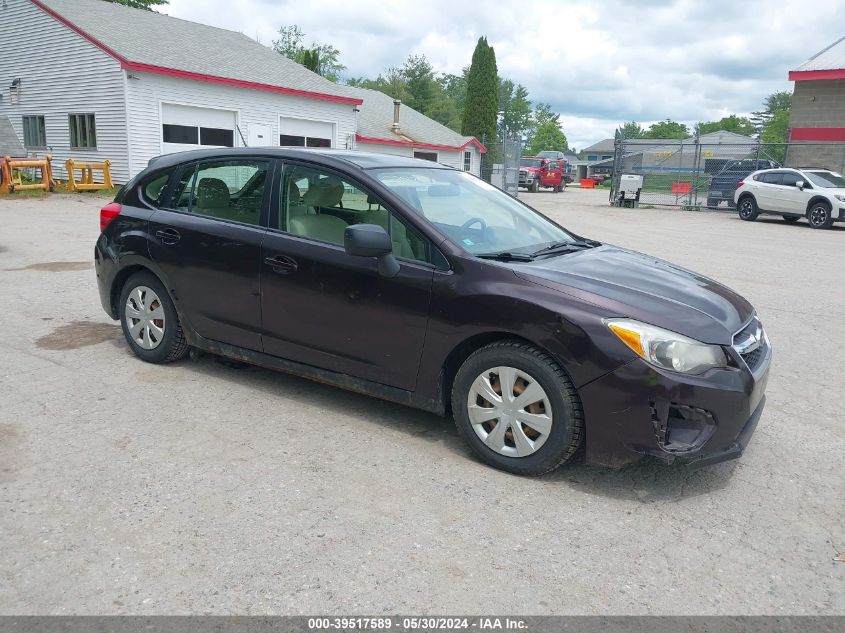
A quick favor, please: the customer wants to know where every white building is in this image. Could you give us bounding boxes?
[0,0,484,183]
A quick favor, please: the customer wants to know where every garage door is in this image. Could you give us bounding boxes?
[161,104,236,154]
[279,116,334,148]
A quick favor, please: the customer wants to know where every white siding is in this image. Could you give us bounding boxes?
[356,141,481,176]
[125,72,357,177]
[0,0,130,182]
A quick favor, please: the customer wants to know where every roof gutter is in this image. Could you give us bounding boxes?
[28,0,363,106]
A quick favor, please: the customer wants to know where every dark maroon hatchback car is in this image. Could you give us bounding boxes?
[95,148,771,475]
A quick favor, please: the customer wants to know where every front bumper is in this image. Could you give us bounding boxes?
[577,346,771,468]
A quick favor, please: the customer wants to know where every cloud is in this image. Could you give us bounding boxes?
[161,0,843,149]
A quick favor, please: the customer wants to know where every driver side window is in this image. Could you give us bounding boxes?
[278,165,432,264]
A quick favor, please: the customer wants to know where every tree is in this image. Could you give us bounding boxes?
[525,102,559,147]
[617,121,644,139]
[106,0,168,8]
[461,37,499,150]
[498,80,532,138]
[751,91,791,137]
[401,55,439,114]
[761,109,790,146]
[527,121,568,155]
[643,119,689,139]
[272,25,346,82]
[695,115,755,137]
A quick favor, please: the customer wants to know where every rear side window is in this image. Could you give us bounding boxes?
[140,170,174,207]
[166,160,269,226]
[761,172,783,185]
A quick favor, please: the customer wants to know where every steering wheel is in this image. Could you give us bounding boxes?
[461,217,488,231]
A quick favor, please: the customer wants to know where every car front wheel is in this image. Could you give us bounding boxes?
[738,196,759,221]
[451,341,583,476]
[118,271,189,363]
[807,202,834,229]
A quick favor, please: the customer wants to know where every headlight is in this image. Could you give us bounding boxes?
[834,194,845,202]
[606,318,727,375]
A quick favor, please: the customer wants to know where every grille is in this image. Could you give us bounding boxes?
[740,345,765,371]
[734,317,767,371]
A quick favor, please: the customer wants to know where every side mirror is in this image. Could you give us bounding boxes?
[796,180,805,190]
[344,224,399,278]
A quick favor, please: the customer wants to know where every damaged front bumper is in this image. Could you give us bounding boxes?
[576,346,771,469]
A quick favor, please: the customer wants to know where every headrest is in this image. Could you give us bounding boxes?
[303,176,344,208]
[196,177,229,209]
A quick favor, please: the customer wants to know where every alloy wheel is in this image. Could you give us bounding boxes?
[124,285,166,350]
[467,366,553,457]
[739,200,754,219]
[809,204,829,227]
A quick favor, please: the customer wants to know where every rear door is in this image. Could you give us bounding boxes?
[756,171,783,211]
[148,157,272,351]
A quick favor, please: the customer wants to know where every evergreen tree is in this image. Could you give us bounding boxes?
[462,37,499,150]
[106,0,168,8]
[617,121,644,139]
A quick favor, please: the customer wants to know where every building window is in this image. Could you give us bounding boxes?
[587,154,598,161]
[414,151,438,162]
[279,134,331,148]
[69,113,97,149]
[162,124,199,144]
[199,127,234,147]
[463,151,472,171]
[22,115,46,148]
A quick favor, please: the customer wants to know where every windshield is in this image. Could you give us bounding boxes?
[804,171,845,188]
[520,159,543,168]
[373,168,575,255]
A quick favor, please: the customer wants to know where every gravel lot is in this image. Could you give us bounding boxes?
[1,188,843,615]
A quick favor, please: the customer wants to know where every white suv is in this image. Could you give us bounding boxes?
[734,167,845,229]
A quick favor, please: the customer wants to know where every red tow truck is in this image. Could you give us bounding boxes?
[518,156,565,193]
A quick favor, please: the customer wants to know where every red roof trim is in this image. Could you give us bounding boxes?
[790,127,845,141]
[28,0,363,106]
[122,62,362,104]
[789,69,845,81]
[356,134,487,154]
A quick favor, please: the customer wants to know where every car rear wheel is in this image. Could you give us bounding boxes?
[783,215,800,223]
[807,202,834,229]
[118,271,188,363]
[738,196,759,221]
[451,341,583,476]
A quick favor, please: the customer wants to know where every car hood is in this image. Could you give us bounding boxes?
[514,245,754,345]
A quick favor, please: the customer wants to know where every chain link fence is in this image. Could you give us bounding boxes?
[482,133,522,197]
[608,133,845,208]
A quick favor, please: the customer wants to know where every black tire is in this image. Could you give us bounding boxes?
[118,271,189,363]
[783,215,800,223]
[530,180,539,193]
[737,196,759,221]
[807,201,834,229]
[451,340,584,476]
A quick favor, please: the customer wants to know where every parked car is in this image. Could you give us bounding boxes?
[518,156,565,192]
[735,167,845,229]
[706,158,779,208]
[96,148,770,475]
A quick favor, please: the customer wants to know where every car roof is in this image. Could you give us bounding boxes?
[145,147,455,172]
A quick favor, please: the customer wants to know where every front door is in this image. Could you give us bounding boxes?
[777,171,813,214]
[148,157,272,351]
[259,162,434,391]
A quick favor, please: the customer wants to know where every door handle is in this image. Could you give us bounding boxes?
[263,255,298,274]
[155,228,181,245]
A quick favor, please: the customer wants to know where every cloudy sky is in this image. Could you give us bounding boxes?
[161,0,842,150]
